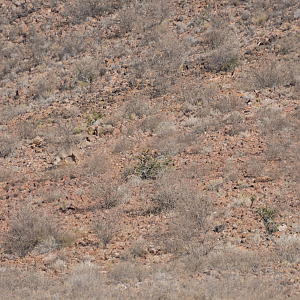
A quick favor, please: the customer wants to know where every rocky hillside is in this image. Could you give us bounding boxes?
[1,0,300,299]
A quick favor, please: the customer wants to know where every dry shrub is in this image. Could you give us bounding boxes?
[275,34,298,55]
[264,140,285,161]
[107,262,148,285]
[204,27,239,73]
[0,168,13,182]
[43,165,72,181]
[153,131,200,155]
[118,6,137,34]
[213,96,244,114]
[150,172,181,213]
[0,267,58,300]
[124,96,151,119]
[170,191,213,255]
[127,239,147,259]
[18,121,37,140]
[258,108,291,135]
[181,162,206,180]
[204,27,228,50]
[94,213,119,246]
[3,205,71,256]
[148,35,185,76]
[57,34,87,60]
[141,34,185,98]
[0,105,29,124]
[223,161,242,182]
[152,131,182,156]
[0,134,15,158]
[64,0,119,25]
[38,188,65,204]
[199,273,289,300]
[33,77,52,102]
[222,111,246,136]
[72,57,101,88]
[175,81,215,110]
[28,30,51,65]
[283,144,300,181]
[85,153,109,177]
[90,179,121,209]
[157,180,213,255]
[112,137,134,154]
[245,158,266,178]
[183,247,270,275]
[139,114,168,133]
[275,234,300,264]
[67,262,106,299]
[44,121,77,149]
[250,60,289,89]
[194,117,221,134]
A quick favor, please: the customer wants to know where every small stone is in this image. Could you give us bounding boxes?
[33,136,43,146]
[203,269,211,275]
[278,224,287,232]
[214,224,225,233]
[149,247,157,254]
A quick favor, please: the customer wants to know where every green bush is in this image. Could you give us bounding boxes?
[257,203,278,234]
[133,149,172,180]
[74,126,83,134]
[221,58,238,73]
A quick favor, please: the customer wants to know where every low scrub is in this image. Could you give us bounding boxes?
[132,149,172,180]
[3,205,72,256]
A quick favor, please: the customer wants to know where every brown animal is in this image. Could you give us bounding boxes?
[52,145,81,165]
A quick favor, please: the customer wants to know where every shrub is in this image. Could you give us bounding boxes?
[0,134,15,158]
[74,127,83,134]
[124,96,151,120]
[90,180,120,209]
[221,58,238,73]
[65,0,114,25]
[57,34,87,60]
[3,205,71,256]
[204,25,239,72]
[133,149,172,180]
[139,115,168,133]
[257,203,278,234]
[18,121,37,140]
[150,172,181,212]
[107,262,148,285]
[67,262,106,299]
[94,214,119,246]
[207,44,239,73]
[168,187,213,255]
[152,130,182,156]
[251,60,287,89]
[112,137,134,154]
[275,234,300,264]
[86,111,104,126]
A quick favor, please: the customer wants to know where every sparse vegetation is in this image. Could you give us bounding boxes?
[94,214,119,246]
[257,203,278,234]
[3,205,71,257]
[2,0,300,298]
[132,149,172,180]
[90,179,120,209]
